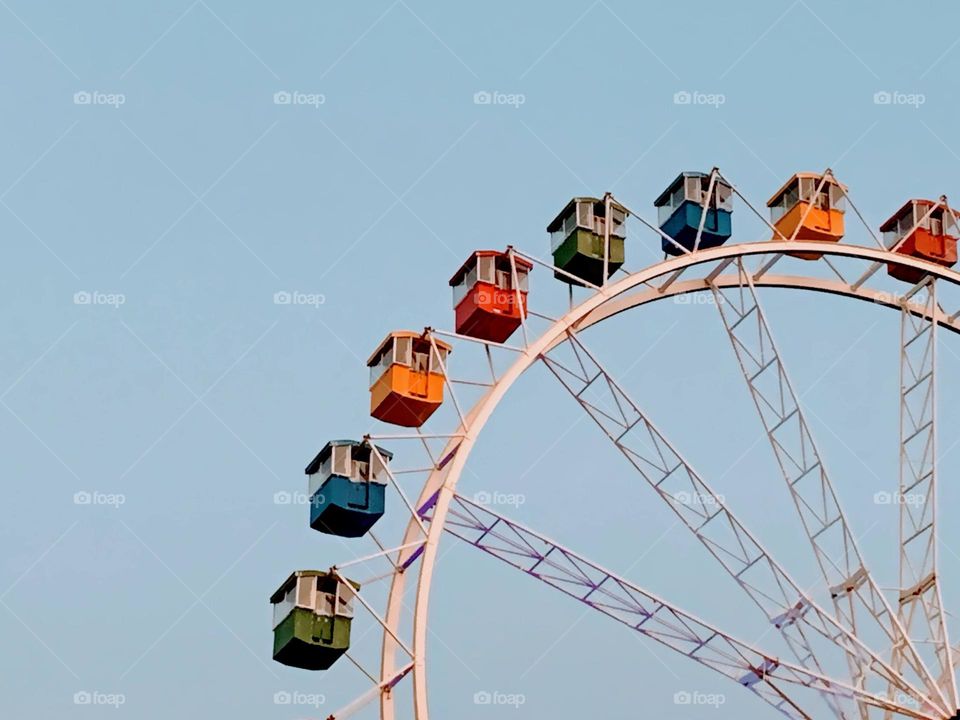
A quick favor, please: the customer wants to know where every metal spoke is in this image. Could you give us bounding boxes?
[537,330,946,717]
[895,278,958,709]
[360,240,960,720]
[709,258,951,717]
[328,662,415,720]
[432,492,940,720]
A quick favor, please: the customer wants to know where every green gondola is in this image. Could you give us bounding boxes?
[547,196,627,287]
[270,570,359,670]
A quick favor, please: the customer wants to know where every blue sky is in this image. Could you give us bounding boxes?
[3,1,960,718]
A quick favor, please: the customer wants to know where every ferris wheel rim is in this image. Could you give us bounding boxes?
[370,240,960,720]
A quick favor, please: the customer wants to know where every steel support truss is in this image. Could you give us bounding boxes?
[536,328,947,717]
[355,240,960,720]
[708,259,953,717]
[429,490,939,719]
[894,279,958,711]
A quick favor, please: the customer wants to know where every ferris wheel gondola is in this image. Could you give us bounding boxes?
[268,165,960,720]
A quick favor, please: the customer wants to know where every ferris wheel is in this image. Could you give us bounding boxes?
[268,166,960,720]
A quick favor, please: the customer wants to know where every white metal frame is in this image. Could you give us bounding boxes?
[435,491,930,719]
[894,278,957,708]
[314,239,960,720]
[709,259,951,718]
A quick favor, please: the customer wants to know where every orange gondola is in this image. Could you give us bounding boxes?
[767,173,846,259]
[367,331,452,427]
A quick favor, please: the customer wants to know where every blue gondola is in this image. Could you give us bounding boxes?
[305,440,393,538]
[654,171,733,256]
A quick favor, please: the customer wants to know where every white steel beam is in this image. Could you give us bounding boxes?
[435,492,941,720]
[895,280,958,710]
[539,330,946,717]
[709,258,950,717]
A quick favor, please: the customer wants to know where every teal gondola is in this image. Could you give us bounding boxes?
[306,440,392,538]
[654,172,733,256]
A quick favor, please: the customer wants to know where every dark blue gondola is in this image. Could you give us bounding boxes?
[305,440,393,538]
[654,171,733,256]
